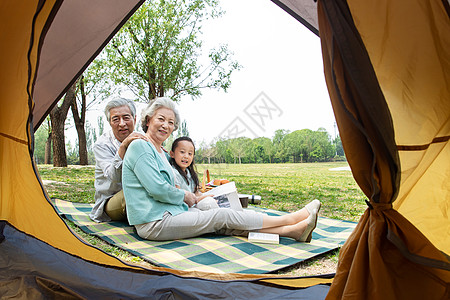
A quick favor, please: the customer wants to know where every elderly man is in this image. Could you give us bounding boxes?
[89,98,147,222]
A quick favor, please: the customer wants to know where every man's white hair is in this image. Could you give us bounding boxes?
[104,98,136,122]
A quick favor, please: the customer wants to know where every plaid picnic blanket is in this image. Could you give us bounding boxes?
[52,199,356,274]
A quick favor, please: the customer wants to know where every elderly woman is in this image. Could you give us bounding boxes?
[122,97,321,241]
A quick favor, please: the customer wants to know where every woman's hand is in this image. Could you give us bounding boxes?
[183,191,197,207]
[194,191,214,202]
[196,194,213,202]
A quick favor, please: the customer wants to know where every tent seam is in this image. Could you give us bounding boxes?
[0,132,28,145]
[397,135,450,151]
[387,229,450,271]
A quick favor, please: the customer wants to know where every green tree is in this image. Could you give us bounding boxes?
[334,135,344,157]
[71,61,110,165]
[42,117,53,164]
[164,134,174,151]
[228,137,250,164]
[177,120,190,137]
[102,0,241,102]
[300,129,314,162]
[196,141,208,164]
[314,127,335,162]
[272,129,289,163]
[70,76,89,165]
[262,137,275,163]
[97,116,104,137]
[46,61,108,167]
[215,138,232,163]
[66,140,79,165]
[85,120,98,165]
[252,137,272,163]
[203,141,217,164]
[33,122,49,164]
[253,144,264,163]
[284,130,308,163]
[282,128,335,163]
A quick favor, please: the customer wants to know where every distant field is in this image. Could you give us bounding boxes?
[38,162,367,276]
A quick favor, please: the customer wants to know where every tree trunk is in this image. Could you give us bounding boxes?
[71,76,88,165]
[50,82,77,167]
[73,118,88,165]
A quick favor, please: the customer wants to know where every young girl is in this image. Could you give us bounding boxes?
[170,136,219,210]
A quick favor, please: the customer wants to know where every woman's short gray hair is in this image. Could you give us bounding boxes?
[141,97,180,133]
[104,98,136,122]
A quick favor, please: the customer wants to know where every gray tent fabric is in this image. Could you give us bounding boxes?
[0,222,331,299]
[272,0,319,36]
[32,0,145,129]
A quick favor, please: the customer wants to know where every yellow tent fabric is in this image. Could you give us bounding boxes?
[0,0,144,270]
[2,0,449,297]
[317,0,450,298]
[350,0,450,252]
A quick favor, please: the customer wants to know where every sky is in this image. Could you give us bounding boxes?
[176,0,336,145]
[82,0,337,146]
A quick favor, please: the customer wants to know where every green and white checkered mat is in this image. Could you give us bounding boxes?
[52,199,356,274]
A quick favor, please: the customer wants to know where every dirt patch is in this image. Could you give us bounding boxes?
[290,257,337,276]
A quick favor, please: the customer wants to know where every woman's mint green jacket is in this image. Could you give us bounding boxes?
[123,139,186,225]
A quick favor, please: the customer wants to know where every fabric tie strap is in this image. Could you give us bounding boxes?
[365,200,392,210]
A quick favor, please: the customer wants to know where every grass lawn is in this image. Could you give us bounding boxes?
[196,162,366,222]
[38,161,367,276]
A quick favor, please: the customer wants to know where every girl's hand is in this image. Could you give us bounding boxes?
[183,191,196,207]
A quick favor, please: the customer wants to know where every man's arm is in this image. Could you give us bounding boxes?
[94,132,149,183]
[94,142,123,184]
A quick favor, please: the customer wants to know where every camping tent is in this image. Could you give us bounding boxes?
[1,0,448,298]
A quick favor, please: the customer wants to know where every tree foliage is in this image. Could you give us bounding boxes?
[334,135,344,156]
[195,129,345,164]
[102,0,241,102]
[34,122,49,164]
[70,61,111,165]
[49,61,109,166]
[177,120,190,137]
